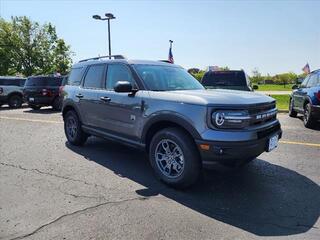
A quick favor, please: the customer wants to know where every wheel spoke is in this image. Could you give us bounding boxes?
[161,140,171,154]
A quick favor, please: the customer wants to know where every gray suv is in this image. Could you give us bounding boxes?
[0,76,26,108]
[62,56,282,188]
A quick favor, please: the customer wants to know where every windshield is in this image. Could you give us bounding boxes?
[25,77,62,87]
[134,65,204,91]
[202,71,247,88]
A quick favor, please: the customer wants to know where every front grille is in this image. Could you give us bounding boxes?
[247,102,277,127]
[248,102,276,115]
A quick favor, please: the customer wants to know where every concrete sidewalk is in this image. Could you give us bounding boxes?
[258,91,291,95]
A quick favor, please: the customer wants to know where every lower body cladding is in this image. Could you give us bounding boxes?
[196,121,282,167]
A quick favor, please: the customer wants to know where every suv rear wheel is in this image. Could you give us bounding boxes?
[64,110,88,146]
[149,128,201,189]
[8,95,22,108]
[303,103,316,128]
[52,97,61,111]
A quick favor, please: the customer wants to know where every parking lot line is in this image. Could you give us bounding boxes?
[280,140,320,148]
[0,116,63,124]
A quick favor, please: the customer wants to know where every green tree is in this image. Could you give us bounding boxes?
[0,16,72,76]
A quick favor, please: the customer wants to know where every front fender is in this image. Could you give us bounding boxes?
[141,111,202,143]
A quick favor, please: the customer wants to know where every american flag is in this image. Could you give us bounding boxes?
[302,63,310,74]
[168,40,174,64]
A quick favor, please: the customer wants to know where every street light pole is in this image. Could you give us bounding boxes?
[92,13,116,59]
[107,18,111,59]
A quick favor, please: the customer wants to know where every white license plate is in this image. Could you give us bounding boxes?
[268,135,279,152]
[29,97,34,102]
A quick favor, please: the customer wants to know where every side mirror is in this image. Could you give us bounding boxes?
[252,85,259,90]
[292,85,299,90]
[114,81,133,93]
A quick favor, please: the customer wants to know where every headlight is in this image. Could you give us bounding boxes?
[212,110,250,129]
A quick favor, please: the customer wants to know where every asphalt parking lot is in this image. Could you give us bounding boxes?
[0,107,319,240]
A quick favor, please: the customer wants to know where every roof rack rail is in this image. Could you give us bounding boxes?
[79,55,126,63]
[159,60,172,63]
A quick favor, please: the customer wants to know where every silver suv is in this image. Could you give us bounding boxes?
[0,76,26,108]
[62,56,282,188]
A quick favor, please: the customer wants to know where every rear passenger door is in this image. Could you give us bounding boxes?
[95,63,146,140]
[78,64,106,126]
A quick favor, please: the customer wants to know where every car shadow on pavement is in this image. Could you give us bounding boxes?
[296,116,320,131]
[0,105,29,111]
[66,137,320,237]
[23,108,60,114]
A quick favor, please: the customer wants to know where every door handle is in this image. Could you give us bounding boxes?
[100,96,111,102]
[75,93,83,98]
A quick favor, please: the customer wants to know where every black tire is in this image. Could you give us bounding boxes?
[30,105,41,110]
[52,97,62,111]
[303,103,316,128]
[149,127,201,189]
[289,98,297,118]
[8,95,22,108]
[64,110,88,146]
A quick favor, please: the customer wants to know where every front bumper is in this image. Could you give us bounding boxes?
[196,121,282,167]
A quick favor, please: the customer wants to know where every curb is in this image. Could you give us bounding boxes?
[278,109,289,113]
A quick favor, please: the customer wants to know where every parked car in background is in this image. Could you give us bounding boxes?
[0,76,26,108]
[62,56,281,189]
[201,70,258,91]
[289,69,320,128]
[23,76,64,110]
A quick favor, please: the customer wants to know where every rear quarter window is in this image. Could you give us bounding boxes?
[68,67,84,86]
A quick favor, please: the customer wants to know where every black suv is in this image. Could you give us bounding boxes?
[62,56,281,189]
[0,76,26,108]
[23,76,64,110]
[201,70,258,91]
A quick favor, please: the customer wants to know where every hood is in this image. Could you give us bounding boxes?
[149,89,275,106]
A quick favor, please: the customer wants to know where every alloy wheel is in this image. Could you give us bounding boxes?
[155,139,185,178]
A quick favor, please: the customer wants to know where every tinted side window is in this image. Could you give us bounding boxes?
[306,74,318,87]
[47,78,62,86]
[106,64,133,90]
[0,78,21,86]
[25,77,61,86]
[69,67,84,86]
[20,79,26,87]
[83,64,105,89]
[202,71,246,87]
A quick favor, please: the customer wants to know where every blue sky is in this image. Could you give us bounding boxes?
[0,0,319,75]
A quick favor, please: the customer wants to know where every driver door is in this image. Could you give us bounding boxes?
[95,63,145,140]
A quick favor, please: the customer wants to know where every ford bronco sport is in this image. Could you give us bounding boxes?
[0,76,26,108]
[62,56,282,188]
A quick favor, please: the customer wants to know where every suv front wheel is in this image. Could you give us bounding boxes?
[64,110,88,146]
[149,128,201,189]
[303,103,316,128]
